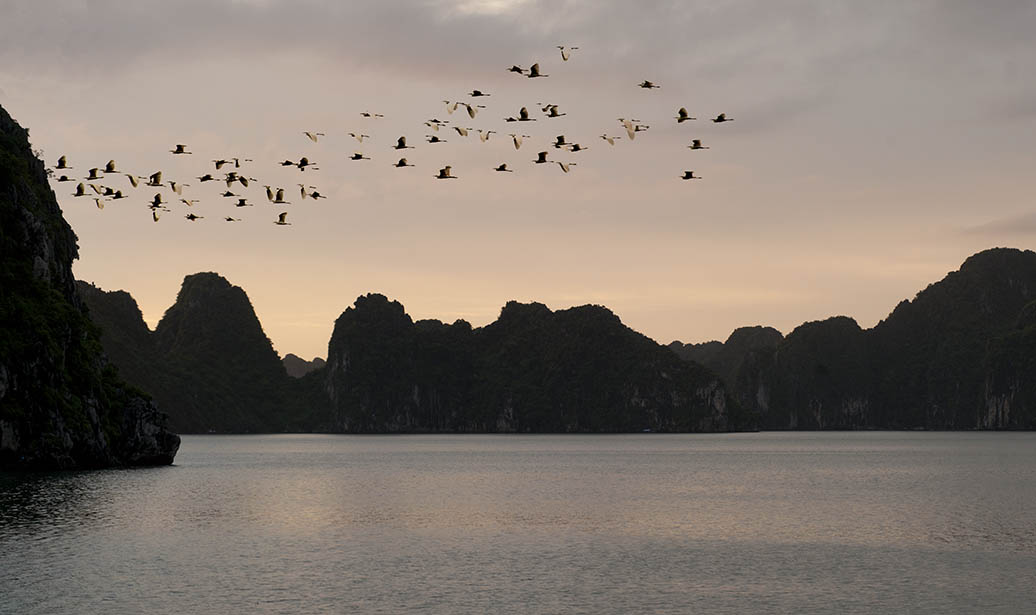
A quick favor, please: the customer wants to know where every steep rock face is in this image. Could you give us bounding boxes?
[0,103,179,469]
[671,248,1036,429]
[981,300,1036,429]
[283,354,326,378]
[81,273,325,433]
[325,294,743,433]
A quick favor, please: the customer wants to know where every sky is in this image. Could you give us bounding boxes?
[1,0,1034,360]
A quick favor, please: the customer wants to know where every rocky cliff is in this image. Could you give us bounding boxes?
[670,248,1036,429]
[324,294,742,433]
[0,103,179,469]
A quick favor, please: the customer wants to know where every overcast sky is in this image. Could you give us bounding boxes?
[1,0,1034,359]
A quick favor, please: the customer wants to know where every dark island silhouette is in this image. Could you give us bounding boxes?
[78,276,740,434]
[669,247,1036,430]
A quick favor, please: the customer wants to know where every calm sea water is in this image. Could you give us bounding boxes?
[2,432,1034,614]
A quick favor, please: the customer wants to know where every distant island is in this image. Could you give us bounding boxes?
[79,247,1036,434]
[78,276,740,434]
[669,248,1036,430]
[0,103,180,469]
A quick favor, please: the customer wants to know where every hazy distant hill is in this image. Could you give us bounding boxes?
[0,103,179,469]
[283,354,326,378]
[670,248,1036,429]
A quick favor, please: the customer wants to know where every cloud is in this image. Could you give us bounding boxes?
[962,211,1036,237]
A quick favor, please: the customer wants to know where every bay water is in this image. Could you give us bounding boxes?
[2,432,1034,613]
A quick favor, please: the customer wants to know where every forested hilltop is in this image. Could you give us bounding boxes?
[670,248,1036,430]
[0,103,179,469]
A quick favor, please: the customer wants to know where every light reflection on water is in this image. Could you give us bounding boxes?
[2,432,1035,614]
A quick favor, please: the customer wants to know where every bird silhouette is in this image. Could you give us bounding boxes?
[274,212,292,225]
[304,131,325,142]
[435,166,457,179]
[681,171,702,180]
[394,136,414,150]
[688,139,710,150]
[712,113,734,123]
[494,163,513,172]
[527,63,548,78]
[676,107,696,122]
[394,158,415,167]
[170,144,192,154]
[638,80,660,89]
[558,45,579,61]
[534,151,549,164]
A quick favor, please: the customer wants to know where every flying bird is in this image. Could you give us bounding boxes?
[198,173,217,182]
[464,103,485,119]
[552,135,569,149]
[478,129,496,143]
[712,113,734,123]
[125,174,140,187]
[426,135,447,143]
[104,160,117,173]
[72,183,87,197]
[55,155,72,169]
[170,144,192,154]
[169,181,188,195]
[681,171,702,180]
[494,163,513,172]
[236,198,253,207]
[557,162,576,173]
[273,188,290,204]
[507,65,525,74]
[688,139,710,150]
[469,89,490,97]
[213,159,233,170]
[534,151,549,164]
[147,171,163,187]
[55,175,73,182]
[676,107,696,123]
[435,166,457,179]
[509,134,529,150]
[393,136,414,150]
[304,131,325,142]
[444,100,460,115]
[274,212,292,225]
[543,104,566,118]
[349,132,370,143]
[394,158,415,167]
[181,198,200,207]
[185,213,203,221]
[557,45,579,61]
[349,152,370,161]
[527,63,548,78]
[638,80,660,89]
[225,216,240,222]
[297,157,318,170]
[360,111,384,118]
[86,168,101,180]
[453,126,473,137]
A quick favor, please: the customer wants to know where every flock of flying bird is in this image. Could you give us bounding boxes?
[48,45,734,225]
